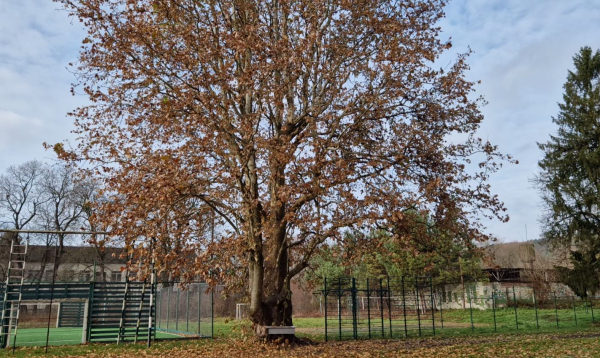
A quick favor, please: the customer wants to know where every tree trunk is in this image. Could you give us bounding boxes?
[251,280,294,339]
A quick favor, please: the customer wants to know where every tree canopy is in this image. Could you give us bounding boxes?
[304,227,486,289]
[56,0,512,334]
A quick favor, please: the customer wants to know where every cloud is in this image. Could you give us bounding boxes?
[0,1,86,171]
[0,110,47,161]
[440,0,600,241]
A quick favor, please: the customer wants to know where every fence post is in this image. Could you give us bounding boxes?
[387,277,393,338]
[572,296,577,326]
[512,286,518,330]
[80,301,87,344]
[402,276,408,338]
[338,278,342,340]
[430,277,435,336]
[379,278,385,338]
[153,284,158,342]
[554,291,559,328]
[167,287,171,330]
[415,277,421,337]
[366,278,371,339]
[148,279,156,346]
[492,291,497,332]
[352,278,358,340]
[324,278,328,342]
[186,289,190,332]
[211,284,214,338]
[197,284,201,336]
[176,289,180,331]
[86,281,95,343]
[468,291,474,333]
[156,290,161,330]
[533,288,539,330]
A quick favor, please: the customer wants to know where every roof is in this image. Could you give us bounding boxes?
[0,244,127,265]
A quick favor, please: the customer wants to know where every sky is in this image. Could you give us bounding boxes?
[0,0,599,242]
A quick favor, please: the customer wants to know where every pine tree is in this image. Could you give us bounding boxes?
[536,46,600,294]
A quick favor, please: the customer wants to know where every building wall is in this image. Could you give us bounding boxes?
[436,282,575,310]
[13,262,126,282]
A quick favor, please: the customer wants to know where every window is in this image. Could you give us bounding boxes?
[110,272,121,282]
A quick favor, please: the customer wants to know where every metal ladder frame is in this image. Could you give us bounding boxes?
[0,240,27,350]
[133,280,147,344]
[116,280,130,344]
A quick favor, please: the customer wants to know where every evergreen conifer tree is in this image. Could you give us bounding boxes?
[537,46,600,295]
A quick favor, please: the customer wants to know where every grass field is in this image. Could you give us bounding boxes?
[211,306,599,340]
[2,307,599,356]
[2,331,600,357]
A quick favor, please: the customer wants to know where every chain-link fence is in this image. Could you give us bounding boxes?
[155,283,214,338]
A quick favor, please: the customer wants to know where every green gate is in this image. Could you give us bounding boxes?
[322,277,436,341]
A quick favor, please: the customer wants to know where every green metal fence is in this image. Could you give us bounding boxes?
[322,277,435,341]
[321,277,599,341]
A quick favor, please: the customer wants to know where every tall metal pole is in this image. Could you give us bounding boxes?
[175,289,180,331]
[387,277,393,338]
[429,277,435,336]
[379,278,385,338]
[166,288,171,330]
[351,278,357,340]
[366,278,371,339]
[45,242,59,354]
[324,278,328,342]
[197,284,201,336]
[147,239,156,347]
[415,277,421,337]
[402,277,407,338]
[338,278,342,340]
[210,286,214,339]
[186,289,190,332]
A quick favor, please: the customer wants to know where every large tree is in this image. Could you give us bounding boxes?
[536,47,600,294]
[57,0,512,335]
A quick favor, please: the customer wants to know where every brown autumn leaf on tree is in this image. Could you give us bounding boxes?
[55,0,514,336]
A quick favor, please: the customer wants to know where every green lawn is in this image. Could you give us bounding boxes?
[3,307,599,353]
[210,307,599,340]
[3,331,600,358]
